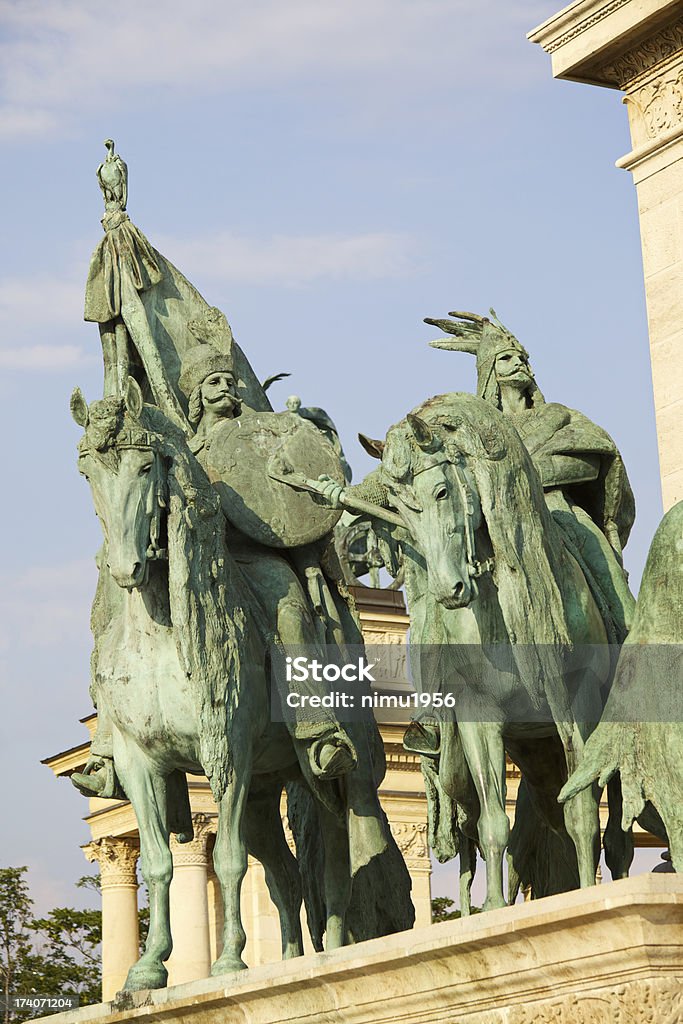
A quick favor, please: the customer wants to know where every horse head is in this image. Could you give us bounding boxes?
[71,378,167,589]
[379,411,490,609]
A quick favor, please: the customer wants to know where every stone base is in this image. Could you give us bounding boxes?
[45,876,682,1024]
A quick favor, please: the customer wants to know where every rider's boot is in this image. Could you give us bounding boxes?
[309,730,358,780]
[71,757,119,798]
[403,719,441,757]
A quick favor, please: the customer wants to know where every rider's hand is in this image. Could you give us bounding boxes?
[313,474,345,508]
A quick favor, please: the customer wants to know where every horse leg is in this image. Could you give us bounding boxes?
[458,831,476,917]
[243,782,304,959]
[319,804,351,950]
[114,749,172,991]
[458,722,508,912]
[211,753,252,976]
[604,774,634,880]
[558,722,600,889]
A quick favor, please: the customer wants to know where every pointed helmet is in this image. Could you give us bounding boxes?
[425,309,544,408]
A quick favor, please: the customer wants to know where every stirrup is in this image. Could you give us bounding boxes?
[404,721,441,757]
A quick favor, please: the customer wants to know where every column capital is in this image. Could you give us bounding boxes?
[170,812,215,866]
[83,836,140,886]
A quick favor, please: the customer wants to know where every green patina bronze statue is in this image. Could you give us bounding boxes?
[69,141,414,993]
[561,499,682,869]
[425,309,636,643]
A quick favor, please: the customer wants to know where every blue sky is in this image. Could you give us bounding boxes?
[0,0,665,912]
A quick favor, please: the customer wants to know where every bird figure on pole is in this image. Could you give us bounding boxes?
[97,138,128,212]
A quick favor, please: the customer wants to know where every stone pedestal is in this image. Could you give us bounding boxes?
[529,0,683,509]
[35,876,683,1024]
[83,838,140,1001]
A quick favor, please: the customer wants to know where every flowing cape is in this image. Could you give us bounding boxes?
[515,403,635,551]
[84,212,271,429]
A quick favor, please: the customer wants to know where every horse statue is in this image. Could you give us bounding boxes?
[318,391,631,910]
[560,501,680,865]
[70,377,413,991]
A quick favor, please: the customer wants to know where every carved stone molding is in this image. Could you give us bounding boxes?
[602,19,683,87]
[170,812,215,866]
[385,742,423,772]
[83,836,140,886]
[389,821,429,862]
[363,629,409,645]
[496,977,683,1024]
[544,0,630,55]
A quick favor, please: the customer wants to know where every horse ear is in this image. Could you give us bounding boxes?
[358,433,385,460]
[70,387,89,428]
[124,376,144,419]
[407,413,433,450]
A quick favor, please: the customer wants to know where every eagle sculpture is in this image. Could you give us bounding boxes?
[97,139,128,211]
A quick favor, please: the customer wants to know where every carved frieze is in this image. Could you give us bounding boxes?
[602,20,683,88]
[631,69,683,139]
[389,821,429,861]
[501,978,683,1024]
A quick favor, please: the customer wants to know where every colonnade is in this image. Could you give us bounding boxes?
[82,807,432,1001]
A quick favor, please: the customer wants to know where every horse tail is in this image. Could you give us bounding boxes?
[285,779,325,952]
[345,807,415,941]
[508,777,579,898]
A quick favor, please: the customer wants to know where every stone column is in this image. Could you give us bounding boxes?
[389,821,432,927]
[83,837,140,1001]
[529,1,683,509]
[166,813,214,986]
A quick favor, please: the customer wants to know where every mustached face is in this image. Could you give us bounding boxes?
[200,372,239,417]
[494,350,533,389]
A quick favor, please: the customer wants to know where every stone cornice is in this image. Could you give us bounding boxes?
[529,0,631,55]
[529,0,683,88]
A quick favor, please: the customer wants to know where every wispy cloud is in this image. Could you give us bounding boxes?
[0,272,94,370]
[156,230,422,286]
[0,560,96,656]
[0,0,556,141]
[0,344,92,370]
[0,230,421,366]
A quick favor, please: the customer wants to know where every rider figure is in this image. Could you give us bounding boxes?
[178,341,358,782]
[72,343,357,798]
[425,310,636,642]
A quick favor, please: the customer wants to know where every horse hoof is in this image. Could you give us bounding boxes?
[482,897,507,913]
[123,962,168,992]
[211,955,248,977]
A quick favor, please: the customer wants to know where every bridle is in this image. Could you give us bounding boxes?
[79,429,168,563]
[409,449,495,582]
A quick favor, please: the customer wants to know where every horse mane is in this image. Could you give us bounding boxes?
[382,393,574,712]
[87,398,248,801]
[150,406,249,801]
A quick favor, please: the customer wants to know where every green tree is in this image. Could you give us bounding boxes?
[0,868,41,1024]
[29,905,101,1007]
[431,895,461,922]
[0,869,102,1020]
[431,896,481,922]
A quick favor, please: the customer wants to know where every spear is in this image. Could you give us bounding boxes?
[268,469,408,531]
